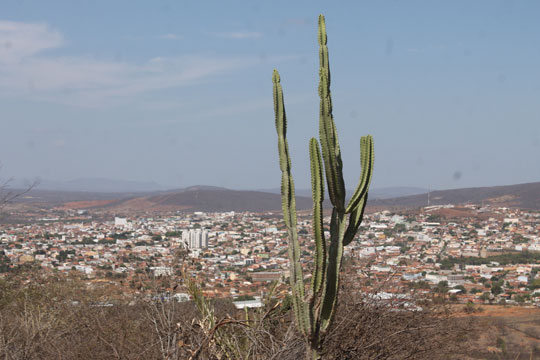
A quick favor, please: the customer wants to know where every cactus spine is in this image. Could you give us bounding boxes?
[273,15,374,359]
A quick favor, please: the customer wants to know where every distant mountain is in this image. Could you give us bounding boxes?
[10,181,540,212]
[101,188,314,213]
[181,185,228,192]
[258,186,428,199]
[367,187,428,199]
[368,181,540,210]
[9,189,139,205]
[31,178,165,193]
[257,188,313,197]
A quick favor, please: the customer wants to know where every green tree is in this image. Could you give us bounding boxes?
[491,285,503,296]
[479,292,491,302]
[436,281,449,294]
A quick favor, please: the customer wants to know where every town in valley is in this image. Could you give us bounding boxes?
[3,202,540,309]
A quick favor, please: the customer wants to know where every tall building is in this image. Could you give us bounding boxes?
[114,217,128,227]
[182,229,209,249]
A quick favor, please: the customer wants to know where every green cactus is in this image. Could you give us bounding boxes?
[273,14,374,359]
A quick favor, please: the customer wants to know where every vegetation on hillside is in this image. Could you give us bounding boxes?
[0,268,472,359]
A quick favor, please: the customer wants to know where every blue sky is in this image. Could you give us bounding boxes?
[1,1,540,191]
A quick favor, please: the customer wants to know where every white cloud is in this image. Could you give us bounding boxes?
[0,20,260,107]
[158,33,183,40]
[212,31,262,39]
[0,21,63,64]
[198,90,308,119]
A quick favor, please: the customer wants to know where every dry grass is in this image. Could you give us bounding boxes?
[0,270,481,359]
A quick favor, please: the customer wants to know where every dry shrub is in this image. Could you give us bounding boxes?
[321,286,476,359]
[0,270,477,359]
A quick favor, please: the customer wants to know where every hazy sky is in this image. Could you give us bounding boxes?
[1,1,540,191]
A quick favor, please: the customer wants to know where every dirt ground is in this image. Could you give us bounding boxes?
[452,305,540,359]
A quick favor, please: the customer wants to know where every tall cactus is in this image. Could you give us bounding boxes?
[273,14,374,359]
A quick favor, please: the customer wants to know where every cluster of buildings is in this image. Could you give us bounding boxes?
[2,204,540,306]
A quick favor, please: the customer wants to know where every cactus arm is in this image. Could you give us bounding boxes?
[309,138,326,300]
[345,135,374,213]
[343,195,368,246]
[273,70,297,238]
[319,209,347,333]
[343,135,374,245]
[318,14,346,212]
[273,69,310,337]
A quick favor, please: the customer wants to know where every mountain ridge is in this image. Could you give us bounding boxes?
[258,186,428,199]
[369,181,540,210]
[7,181,540,212]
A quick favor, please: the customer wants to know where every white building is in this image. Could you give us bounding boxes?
[182,229,209,249]
[233,299,263,309]
[151,266,173,276]
[115,217,128,227]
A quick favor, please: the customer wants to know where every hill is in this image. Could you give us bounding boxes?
[9,181,540,212]
[148,188,312,212]
[369,181,540,210]
[258,186,428,199]
[72,187,314,213]
[10,177,165,193]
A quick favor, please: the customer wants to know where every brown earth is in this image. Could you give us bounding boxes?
[58,199,118,210]
[452,305,540,359]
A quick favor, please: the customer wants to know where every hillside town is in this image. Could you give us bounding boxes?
[2,204,540,308]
